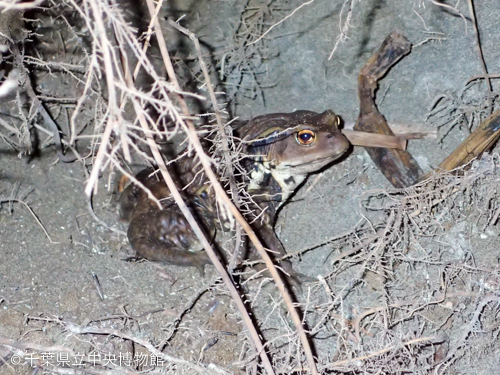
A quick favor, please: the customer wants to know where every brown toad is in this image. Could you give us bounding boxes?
[119,110,350,282]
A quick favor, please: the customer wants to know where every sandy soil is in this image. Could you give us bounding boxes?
[0,1,499,374]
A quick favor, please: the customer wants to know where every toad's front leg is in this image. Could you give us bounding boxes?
[251,221,313,291]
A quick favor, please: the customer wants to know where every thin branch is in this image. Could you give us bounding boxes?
[467,0,493,107]
[0,0,43,10]
[1,197,54,243]
[160,12,319,375]
[247,0,316,46]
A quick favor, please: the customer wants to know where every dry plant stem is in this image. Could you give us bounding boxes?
[24,315,215,373]
[467,73,500,84]
[325,335,439,369]
[34,124,82,159]
[430,0,468,31]
[157,15,318,375]
[341,129,407,150]
[248,0,316,45]
[354,31,422,188]
[126,5,277,373]
[63,322,211,373]
[70,53,98,146]
[0,0,43,10]
[0,117,22,137]
[0,336,73,354]
[148,4,318,374]
[344,120,438,139]
[87,194,127,237]
[439,294,500,368]
[0,353,14,372]
[330,233,381,266]
[467,0,493,112]
[13,45,78,163]
[167,19,244,270]
[85,0,121,196]
[1,198,53,242]
[329,0,354,60]
[133,95,243,375]
[352,292,475,343]
[468,0,491,91]
[438,110,500,171]
[133,0,163,81]
[163,285,210,341]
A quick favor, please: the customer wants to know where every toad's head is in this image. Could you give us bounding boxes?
[238,110,350,198]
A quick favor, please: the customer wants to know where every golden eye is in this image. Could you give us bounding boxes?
[296,129,316,145]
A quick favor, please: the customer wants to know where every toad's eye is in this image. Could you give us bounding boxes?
[296,130,316,145]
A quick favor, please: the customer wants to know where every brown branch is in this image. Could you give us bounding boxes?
[354,31,422,188]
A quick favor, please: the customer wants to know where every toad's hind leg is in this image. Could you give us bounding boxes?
[127,209,213,275]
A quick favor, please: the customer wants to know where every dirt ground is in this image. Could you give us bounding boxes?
[0,0,500,374]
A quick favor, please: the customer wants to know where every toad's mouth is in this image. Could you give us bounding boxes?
[278,153,345,170]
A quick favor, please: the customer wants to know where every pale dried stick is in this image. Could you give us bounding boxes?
[467,73,500,84]
[166,19,245,279]
[353,291,480,343]
[130,85,255,375]
[159,13,319,375]
[118,10,274,375]
[0,117,22,137]
[33,124,84,160]
[13,44,79,163]
[0,0,43,10]
[133,0,163,80]
[329,0,354,60]
[0,336,73,354]
[86,194,127,237]
[344,120,438,139]
[70,54,98,145]
[148,2,310,373]
[84,0,121,195]
[64,322,211,373]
